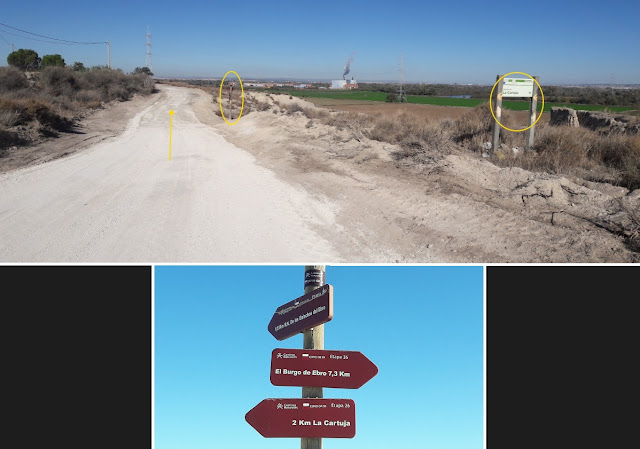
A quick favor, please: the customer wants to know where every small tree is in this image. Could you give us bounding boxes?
[7,49,41,71]
[134,66,153,76]
[72,62,87,72]
[41,54,66,68]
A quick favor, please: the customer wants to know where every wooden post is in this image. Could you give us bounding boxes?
[301,265,325,449]
[491,74,503,153]
[526,75,539,149]
[228,83,233,120]
[107,40,111,69]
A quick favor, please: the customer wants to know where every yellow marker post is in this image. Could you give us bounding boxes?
[168,110,174,160]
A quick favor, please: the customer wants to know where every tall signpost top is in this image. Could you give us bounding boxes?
[247,266,377,449]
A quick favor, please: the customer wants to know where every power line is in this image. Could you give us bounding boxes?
[0,28,82,45]
[0,31,12,47]
[0,22,105,45]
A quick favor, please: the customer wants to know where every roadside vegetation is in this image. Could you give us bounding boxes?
[1,48,156,149]
[249,94,640,191]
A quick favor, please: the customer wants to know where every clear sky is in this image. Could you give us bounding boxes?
[154,265,484,449]
[4,2,634,84]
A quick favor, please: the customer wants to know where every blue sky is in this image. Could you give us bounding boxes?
[154,265,484,449]
[4,1,635,84]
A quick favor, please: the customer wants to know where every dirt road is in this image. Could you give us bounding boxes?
[1,85,637,262]
[0,86,340,262]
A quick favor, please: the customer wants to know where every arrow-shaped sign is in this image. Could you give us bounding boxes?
[245,398,356,438]
[271,348,378,389]
[268,285,333,341]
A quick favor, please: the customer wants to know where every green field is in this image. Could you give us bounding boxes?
[278,89,636,113]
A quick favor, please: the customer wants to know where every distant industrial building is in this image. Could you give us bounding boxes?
[331,77,358,89]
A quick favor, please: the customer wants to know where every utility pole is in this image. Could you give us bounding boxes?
[11,43,14,53]
[301,265,326,449]
[146,26,152,73]
[107,40,111,69]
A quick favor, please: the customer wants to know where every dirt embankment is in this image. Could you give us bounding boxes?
[195,91,639,262]
[0,91,162,174]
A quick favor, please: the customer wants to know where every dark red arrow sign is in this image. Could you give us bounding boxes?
[271,348,378,389]
[268,284,333,341]
[245,398,355,438]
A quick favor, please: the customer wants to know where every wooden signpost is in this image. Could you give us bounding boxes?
[492,74,540,151]
[246,266,378,448]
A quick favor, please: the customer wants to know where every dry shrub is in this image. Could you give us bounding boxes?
[0,67,28,93]
[0,97,71,131]
[40,66,80,97]
[451,103,525,151]
[452,104,493,144]
[324,111,356,130]
[494,124,640,190]
[593,133,640,189]
[285,102,305,114]
[76,89,103,105]
[530,126,597,173]
[254,100,271,111]
[302,107,329,120]
[0,110,20,128]
[365,115,399,142]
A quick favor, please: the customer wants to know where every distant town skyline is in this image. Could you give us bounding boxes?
[2,1,639,85]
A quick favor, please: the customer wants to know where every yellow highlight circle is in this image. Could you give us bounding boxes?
[218,70,245,125]
[490,71,545,133]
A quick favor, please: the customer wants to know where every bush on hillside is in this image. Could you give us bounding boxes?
[41,54,66,68]
[0,67,28,93]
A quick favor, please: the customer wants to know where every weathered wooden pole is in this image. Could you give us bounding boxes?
[525,75,539,150]
[491,74,503,153]
[228,83,233,120]
[301,265,325,449]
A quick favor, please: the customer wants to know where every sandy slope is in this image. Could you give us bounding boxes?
[204,91,639,263]
[0,85,340,262]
